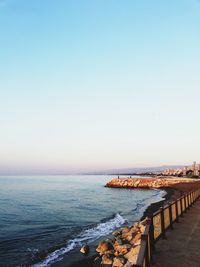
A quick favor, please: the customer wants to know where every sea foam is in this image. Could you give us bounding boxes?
[32,213,126,267]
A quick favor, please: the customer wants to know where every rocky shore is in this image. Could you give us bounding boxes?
[70,177,200,267]
[93,218,148,267]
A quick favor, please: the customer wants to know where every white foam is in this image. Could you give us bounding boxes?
[153,188,167,200]
[32,213,125,267]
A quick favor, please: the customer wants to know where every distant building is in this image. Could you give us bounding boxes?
[162,162,200,178]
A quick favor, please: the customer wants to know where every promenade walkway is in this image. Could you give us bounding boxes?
[153,199,200,267]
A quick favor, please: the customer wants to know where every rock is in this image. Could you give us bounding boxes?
[122,223,143,242]
[101,254,113,265]
[121,230,135,241]
[123,261,132,267]
[138,224,145,233]
[112,256,126,267]
[104,250,115,256]
[114,243,131,255]
[121,238,130,244]
[96,241,109,254]
[115,237,123,245]
[121,227,130,234]
[114,251,120,257]
[123,234,132,241]
[130,233,141,246]
[124,245,140,264]
[112,229,122,236]
[80,245,89,254]
[134,180,140,187]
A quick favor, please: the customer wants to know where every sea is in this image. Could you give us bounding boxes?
[0,175,166,267]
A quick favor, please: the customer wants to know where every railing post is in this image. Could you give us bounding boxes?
[190,192,193,207]
[186,194,188,211]
[144,236,150,267]
[175,200,179,222]
[180,197,183,217]
[160,207,166,239]
[149,218,155,262]
[169,203,173,230]
[184,194,187,213]
[188,193,191,207]
[191,192,194,204]
[187,194,190,210]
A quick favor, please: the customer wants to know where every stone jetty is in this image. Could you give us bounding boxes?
[106,177,199,189]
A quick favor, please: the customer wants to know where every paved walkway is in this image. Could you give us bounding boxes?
[153,200,200,267]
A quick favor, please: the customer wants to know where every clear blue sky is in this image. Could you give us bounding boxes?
[0,0,200,174]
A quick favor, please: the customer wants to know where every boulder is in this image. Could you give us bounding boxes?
[112,229,122,236]
[104,250,115,256]
[112,256,126,267]
[121,233,130,241]
[134,180,140,187]
[80,245,89,254]
[114,243,131,255]
[114,251,120,257]
[130,233,141,246]
[121,230,135,241]
[96,241,109,254]
[115,237,123,245]
[124,245,140,264]
[121,227,130,234]
[123,261,132,267]
[138,223,145,233]
[101,254,113,265]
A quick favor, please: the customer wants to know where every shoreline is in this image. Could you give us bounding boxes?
[66,178,200,267]
[69,187,176,267]
[140,187,176,221]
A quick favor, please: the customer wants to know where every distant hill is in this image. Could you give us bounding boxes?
[83,165,184,175]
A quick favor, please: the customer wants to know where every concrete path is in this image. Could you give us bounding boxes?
[153,200,200,267]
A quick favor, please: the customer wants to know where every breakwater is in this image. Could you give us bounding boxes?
[105,177,199,189]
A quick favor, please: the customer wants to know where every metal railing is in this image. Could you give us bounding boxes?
[133,189,200,267]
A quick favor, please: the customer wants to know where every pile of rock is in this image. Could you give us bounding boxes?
[106,177,199,189]
[94,219,147,267]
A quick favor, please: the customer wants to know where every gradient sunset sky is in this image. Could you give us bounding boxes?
[0,0,200,174]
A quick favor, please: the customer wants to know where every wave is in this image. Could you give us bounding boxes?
[128,189,167,222]
[152,188,167,200]
[32,213,126,267]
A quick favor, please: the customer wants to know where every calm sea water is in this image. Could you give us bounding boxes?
[0,175,165,267]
